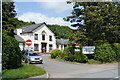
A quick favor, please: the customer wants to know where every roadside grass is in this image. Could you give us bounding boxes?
[50,56,118,64]
[2,63,46,80]
[87,59,102,64]
[56,57,65,61]
[55,57,103,64]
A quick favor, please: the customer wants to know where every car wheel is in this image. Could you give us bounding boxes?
[22,57,24,61]
[40,61,43,64]
[25,59,27,63]
[27,60,31,64]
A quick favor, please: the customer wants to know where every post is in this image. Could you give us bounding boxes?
[0,0,2,77]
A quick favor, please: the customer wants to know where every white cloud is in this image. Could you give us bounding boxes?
[14,0,70,2]
[14,0,73,13]
[38,2,73,13]
[18,12,71,26]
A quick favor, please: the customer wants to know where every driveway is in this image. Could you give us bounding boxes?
[34,54,119,78]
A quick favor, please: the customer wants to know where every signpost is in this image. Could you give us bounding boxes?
[25,40,32,51]
[75,44,80,48]
[75,44,80,52]
[82,46,95,54]
[26,40,32,46]
[0,4,2,77]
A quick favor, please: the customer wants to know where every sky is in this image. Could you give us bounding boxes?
[14,0,77,29]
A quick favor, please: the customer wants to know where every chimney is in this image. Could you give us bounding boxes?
[16,29,22,35]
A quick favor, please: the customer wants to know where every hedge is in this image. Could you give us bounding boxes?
[60,47,88,63]
[94,43,116,63]
[2,33,22,69]
[112,43,120,61]
[74,51,88,63]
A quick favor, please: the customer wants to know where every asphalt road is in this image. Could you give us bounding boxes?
[34,54,119,79]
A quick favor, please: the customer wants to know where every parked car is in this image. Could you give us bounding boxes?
[22,50,28,54]
[23,51,43,64]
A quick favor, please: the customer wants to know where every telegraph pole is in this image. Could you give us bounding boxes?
[0,0,2,77]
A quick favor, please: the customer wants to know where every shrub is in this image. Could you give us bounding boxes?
[94,43,116,63]
[112,43,120,61]
[74,51,88,63]
[62,47,71,61]
[2,33,22,70]
[67,54,75,62]
[50,49,62,59]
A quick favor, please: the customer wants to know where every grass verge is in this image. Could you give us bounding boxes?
[55,57,102,64]
[87,59,102,64]
[2,63,46,80]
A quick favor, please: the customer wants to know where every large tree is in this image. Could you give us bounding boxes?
[2,1,22,69]
[64,2,120,45]
[2,1,17,36]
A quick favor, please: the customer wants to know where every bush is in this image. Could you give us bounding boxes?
[66,54,75,62]
[94,43,116,63]
[2,33,22,70]
[62,47,71,61]
[74,51,88,63]
[62,47,88,62]
[50,49,62,59]
[112,43,120,61]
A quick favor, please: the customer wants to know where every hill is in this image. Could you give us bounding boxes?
[16,20,73,39]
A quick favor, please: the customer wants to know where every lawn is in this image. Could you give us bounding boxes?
[2,63,46,80]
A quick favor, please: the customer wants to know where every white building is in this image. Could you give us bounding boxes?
[14,22,69,53]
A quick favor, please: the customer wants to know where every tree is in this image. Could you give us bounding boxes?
[2,2,17,36]
[64,2,120,45]
[2,1,22,69]
[69,30,88,45]
[2,33,22,69]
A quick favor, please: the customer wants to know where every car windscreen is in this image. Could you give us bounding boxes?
[29,53,39,56]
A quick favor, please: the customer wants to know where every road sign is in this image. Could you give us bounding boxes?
[75,44,80,48]
[26,40,32,46]
[82,46,95,54]
[75,49,80,52]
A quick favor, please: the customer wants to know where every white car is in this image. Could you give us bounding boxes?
[23,51,43,64]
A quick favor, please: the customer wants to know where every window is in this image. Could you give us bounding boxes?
[49,44,53,51]
[57,45,59,49]
[34,44,39,51]
[29,52,39,56]
[25,52,28,55]
[49,36,52,41]
[64,45,67,48]
[61,45,63,50]
[42,35,45,40]
[34,34,38,40]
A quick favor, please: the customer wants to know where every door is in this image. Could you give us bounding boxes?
[41,43,47,53]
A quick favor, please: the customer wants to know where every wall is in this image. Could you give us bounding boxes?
[18,24,56,53]
[33,24,56,52]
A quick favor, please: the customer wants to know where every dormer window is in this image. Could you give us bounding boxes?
[42,34,45,40]
[49,36,52,41]
[34,34,38,40]
[41,31,46,41]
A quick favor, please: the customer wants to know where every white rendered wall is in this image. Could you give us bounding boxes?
[17,24,56,53]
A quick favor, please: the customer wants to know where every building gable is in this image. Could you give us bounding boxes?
[32,23,55,36]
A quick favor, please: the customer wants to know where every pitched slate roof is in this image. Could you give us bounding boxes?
[56,39,69,45]
[14,22,46,34]
[14,35,25,43]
